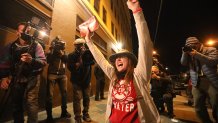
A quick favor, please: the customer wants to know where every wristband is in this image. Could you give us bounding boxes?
[133,7,142,14]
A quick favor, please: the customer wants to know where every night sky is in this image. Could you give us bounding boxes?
[131,0,218,74]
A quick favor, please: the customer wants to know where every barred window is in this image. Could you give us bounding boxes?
[111,22,114,35]
[103,6,107,24]
[93,33,107,51]
[94,0,100,12]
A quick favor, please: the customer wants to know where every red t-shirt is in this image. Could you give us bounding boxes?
[109,79,140,123]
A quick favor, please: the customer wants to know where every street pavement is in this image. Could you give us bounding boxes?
[6,92,213,123]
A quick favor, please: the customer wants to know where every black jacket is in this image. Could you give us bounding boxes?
[67,50,94,88]
[150,75,174,98]
[94,64,105,81]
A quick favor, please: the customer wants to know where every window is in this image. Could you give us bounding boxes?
[103,6,107,24]
[111,22,114,35]
[121,23,123,33]
[44,0,54,6]
[94,0,100,12]
[114,10,116,19]
[111,48,116,54]
[0,0,51,45]
[103,54,107,59]
[37,0,54,10]
[0,1,49,29]
[118,15,119,24]
[122,42,125,49]
[117,34,120,41]
[92,32,107,51]
[111,0,113,11]
[76,15,84,31]
[115,28,117,40]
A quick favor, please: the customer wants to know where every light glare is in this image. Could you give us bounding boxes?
[39,30,47,37]
[116,42,122,50]
[153,51,157,55]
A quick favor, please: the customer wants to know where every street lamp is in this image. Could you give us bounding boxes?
[39,30,47,37]
[153,50,157,55]
[152,50,160,59]
[112,42,123,52]
[116,42,122,50]
[205,39,218,46]
[165,67,169,70]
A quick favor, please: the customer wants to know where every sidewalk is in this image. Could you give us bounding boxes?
[5,93,204,123]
